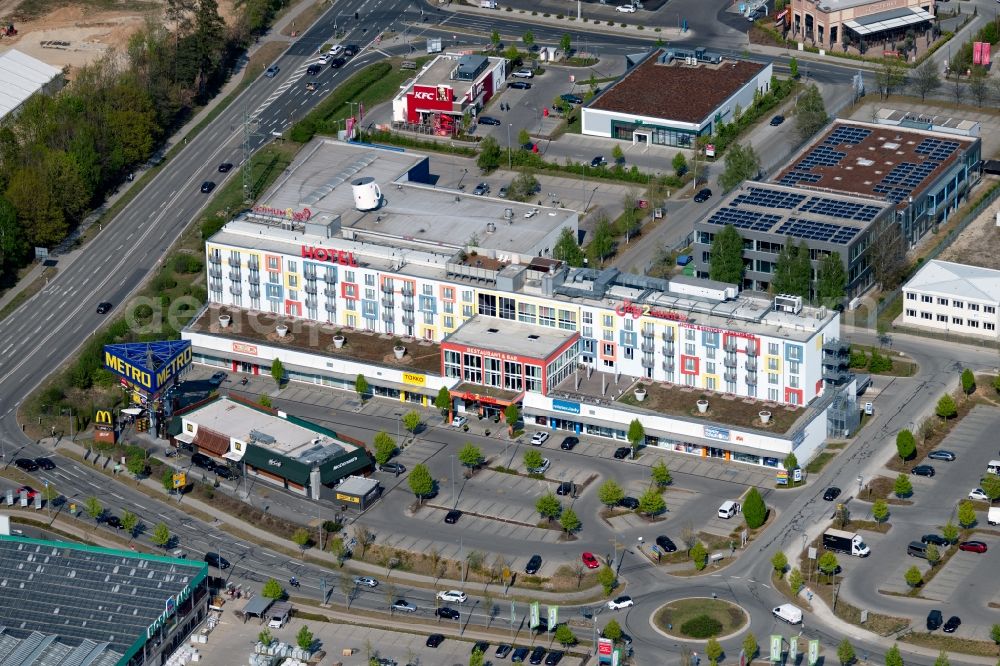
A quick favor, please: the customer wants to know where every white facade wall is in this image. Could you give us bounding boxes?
[901,289,1000,338]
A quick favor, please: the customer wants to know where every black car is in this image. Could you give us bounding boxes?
[529,646,547,665]
[200,181,216,193]
[613,447,631,459]
[769,115,785,126]
[344,44,359,57]
[306,63,322,75]
[496,644,513,659]
[380,462,406,474]
[619,497,639,510]
[13,458,39,472]
[444,509,462,524]
[655,535,677,552]
[823,486,841,501]
[472,641,489,655]
[209,370,227,385]
[105,515,122,529]
[330,57,347,69]
[509,81,532,89]
[212,463,238,480]
[34,457,56,470]
[911,465,936,477]
[544,651,564,665]
[217,162,234,172]
[204,552,230,569]
[560,436,578,450]
[525,554,542,574]
[479,116,501,126]
[435,607,460,620]
[693,187,713,202]
[556,481,573,496]
[926,609,943,631]
[560,94,583,104]
[921,534,948,546]
[590,155,607,167]
[512,647,530,663]
[521,142,535,151]
[191,452,214,469]
[426,634,445,648]
[943,615,961,633]
[96,302,113,314]
[927,450,956,461]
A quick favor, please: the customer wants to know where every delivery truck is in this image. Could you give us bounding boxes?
[989,506,1000,526]
[772,604,803,625]
[822,528,870,557]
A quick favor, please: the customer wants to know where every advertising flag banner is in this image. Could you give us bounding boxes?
[529,601,540,629]
[770,635,782,662]
[510,601,516,625]
[547,605,558,628]
[789,637,798,661]
[808,640,820,665]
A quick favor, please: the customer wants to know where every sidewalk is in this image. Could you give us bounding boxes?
[0,0,315,316]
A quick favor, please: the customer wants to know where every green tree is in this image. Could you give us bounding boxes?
[788,567,803,593]
[706,638,723,666]
[505,403,520,431]
[536,492,562,521]
[627,418,644,454]
[795,84,829,140]
[604,618,623,642]
[903,564,923,588]
[709,224,745,284]
[162,469,176,493]
[942,521,959,544]
[596,565,617,595]
[270,357,284,385]
[458,442,485,469]
[742,487,767,529]
[981,474,1000,502]
[597,479,625,507]
[523,449,544,472]
[896,430,916,462]
[925,543,940,566]
[743,633,758,662]
[718,142,760,192]
[402,410,421,434]
[933,651,949,666]
[490,29,501,47]
[872,498,889,524]
[477,135,502,172]
[772,239,811,299]
[837,638,855,666]
[259,395,272,408]
[910,59,940,100]
[296,625,314,651]
[650,460,672,487]
[373,432,396,466]
[435,386,452,414]
[408,463,434,502]
[262,578,284,599]
[612,144,625,165]
[783,453,798,472]
[936,394,957,419]
[586,216,615,265]
[789,56,799,78]
[672,151,688,177]
[893,473,913,498]
[555,624,577,647]
[771,551,788,576]
[560,32,572,53]
[989,623,1000,648]
[470,647,485,666]
[355,374,369,400]
[817,252,847,304]
[691,541,708,570]
[885,644,904,666]
[638,487,666,516]
[518,128,531,146]
[957,499,977,527]
[559,507,581,533]
[553,227,584,266]
[522,30,534,48]
[85,496,103,523]
[818,551,839,577]
[126,451,146,478]
[292,528,312,554]
[961,368,976,395]
[150,522,171,550]
[121,510,139,537]
[993,374,1000,395]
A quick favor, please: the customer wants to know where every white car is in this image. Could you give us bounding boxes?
[528,458,551,474]
[354,576,378,588]
[530,432,550,446]
[452,416,468,428]
[329,44,344,56]
[615,4,636,12]
[319,53,331,64]
[512,69,534,79]
[607,595,634,610]
[968,488,989,501]
[436,590,468,603]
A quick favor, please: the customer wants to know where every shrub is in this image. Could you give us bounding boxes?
[743,487,767,528]
[680,614,722,639]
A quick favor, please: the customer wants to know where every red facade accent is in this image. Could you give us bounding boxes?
[680,355,700,375]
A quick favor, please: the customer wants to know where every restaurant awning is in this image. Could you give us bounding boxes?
[844,7,933,36]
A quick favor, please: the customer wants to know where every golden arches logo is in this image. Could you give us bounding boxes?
[94,410,113,426]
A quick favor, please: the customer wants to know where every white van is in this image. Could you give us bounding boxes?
[986,459,1000,475]
[772,604,803,625]
[989,506,1000,526]
[718,501,741,519]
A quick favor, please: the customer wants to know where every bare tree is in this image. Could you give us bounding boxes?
[952,79,965,105]
[969,67,989,107]
[571,561,586,588]
[867,217,907,290]
[353,525,374,559]
[384,583,398,613]
[428,548,442,581]
[909,60,941,101]
[339,575,355,608]
[483,591,496,627]
[875,59,908,99]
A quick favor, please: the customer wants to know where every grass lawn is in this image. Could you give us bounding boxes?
[903,632,1000,657]
[805,450,838,474]
[653,598,746,638]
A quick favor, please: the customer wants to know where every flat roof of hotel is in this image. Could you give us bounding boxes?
[443,315,577,359]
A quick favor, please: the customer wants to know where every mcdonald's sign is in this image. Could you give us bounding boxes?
[94,409,116,444]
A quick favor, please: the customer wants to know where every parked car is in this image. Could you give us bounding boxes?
[512,68,534,78]
[14,458,39,472]
[200,181,216,193]
[615,4,637,12]
[608,595,634,610]
[544,652,564,665]
[613,447,631,459]
[435,607,460,619]
[656,535,678,552]
[452,416,468,428]
[559,436,578,450]
[560,94,583,104]
[472,642,490,655]
[581,552,600,569]
[217,162,234,172]
[590,155,607,168]
[105,515,122,529]
[927,450,956,461]
[921,534,948,546]
[525,554,542,574]
[509,81,532,89]
[968,488,988,501]
[209,371,227,385]
[379,462,406,474]
[426,634,444,648]
[330,57,347,69]
[619,497,639,510]
[96,302,113,314]
[693,188,713,202]
[958,540,987,553]
[473,182,490,196]
[496,645,513,659]
[391,599,417,613]
[498,186,508,198]
[444,509,462,524]
[436,590,468,603]
[943,615,961,633]
[204,552,230,569]
[479,116,501,126]
[265,65,279,77]
[926,609,943,631]
[911,465,935,477]
[521,142,536,152]
[556,481,573,496]
[823,487,841,501]
[529,646,547,664]
[769,115,785,126]
[512,647,530,662]
[34,457,56,470]
[530,432,550,446]
[354,576,378,588]
[527,458,550,474]
[191,453,214,469]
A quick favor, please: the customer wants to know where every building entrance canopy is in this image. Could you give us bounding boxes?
[844,7,933,37]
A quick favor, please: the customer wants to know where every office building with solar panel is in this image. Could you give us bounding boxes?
[0,535,210,666]
[694,118,981,298]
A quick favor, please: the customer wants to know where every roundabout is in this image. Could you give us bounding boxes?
[650,597,750,642]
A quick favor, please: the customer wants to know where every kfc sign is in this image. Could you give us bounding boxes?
[301,245,359,266]
[414,90,435,100]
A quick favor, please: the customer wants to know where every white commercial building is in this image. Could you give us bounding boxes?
[0,49,63,120]
[901,259,1000,338]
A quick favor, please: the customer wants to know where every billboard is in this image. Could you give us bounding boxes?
[973,42,991,66]
[94,409,116,444]
[103,340,192,394]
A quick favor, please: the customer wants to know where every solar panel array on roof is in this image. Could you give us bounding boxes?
[778,170,820,186]
[732,187,806,209]
[776,217,861,245]
[800,196,882,222]
[872,160,941,202]
[915,137,960,161]
[823,125,872,146]
[705,207,781,232]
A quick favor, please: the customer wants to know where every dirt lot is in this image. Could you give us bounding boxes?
[0,0,236,72]
[937,178,1000,269]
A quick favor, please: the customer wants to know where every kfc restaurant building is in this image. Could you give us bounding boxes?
[392,54,506,132]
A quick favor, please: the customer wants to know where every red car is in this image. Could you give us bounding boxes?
[958,541,987,553]
[17,486,37,500]
[581,552,600,569]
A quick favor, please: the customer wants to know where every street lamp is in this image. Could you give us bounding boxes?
[507,124,512,169]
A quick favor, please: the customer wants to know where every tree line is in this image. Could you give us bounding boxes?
[0,0,288,282]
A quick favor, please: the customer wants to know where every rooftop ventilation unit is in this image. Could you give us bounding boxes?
[774,294,803,315]
[249,429,276,445]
